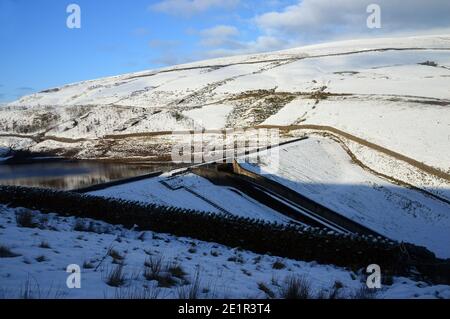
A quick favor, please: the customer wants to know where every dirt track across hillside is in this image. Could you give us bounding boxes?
[2,123,449,183]
[256,124,450,183]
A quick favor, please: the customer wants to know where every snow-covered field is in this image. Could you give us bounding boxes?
[242,137,450,258]
[1,205,449,299]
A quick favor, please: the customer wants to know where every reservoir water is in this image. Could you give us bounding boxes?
[0,160,180,190]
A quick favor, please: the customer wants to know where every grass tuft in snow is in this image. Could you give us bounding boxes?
[272,260,286,270]
[177,270,201,300]
[418,60,438,67]
[144,255,164,275]
[73,219,86,232]
[35,255,48,263]
[105,264,127,287]
[83,260,95,269]
[155,273,178,288]
[15,209,37,228]
[352,285,377,299]
[108,249,125,261]
[0,245,21,258]
[168,263,187,280]
[17,277,66,299]
[257,282,275,299]
[279,275,312,299]
[143,256,178,288]
[227,254,245,264]
[38,241,51,249]
[114,286,160,299]
[316,281,344,299]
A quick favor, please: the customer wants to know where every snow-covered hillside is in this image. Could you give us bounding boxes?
[242,137,450,258]
[1,35,449,172]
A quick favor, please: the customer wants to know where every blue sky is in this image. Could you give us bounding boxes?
[1,0,449,103]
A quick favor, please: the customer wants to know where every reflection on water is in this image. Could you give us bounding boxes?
[0,161,181,190]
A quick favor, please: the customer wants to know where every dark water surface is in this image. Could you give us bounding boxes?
[0,160,180,190]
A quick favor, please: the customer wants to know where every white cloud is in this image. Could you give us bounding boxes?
[150,0,240,16]
[196,23,292,59]
[200,25,240,47]
[201,25,239,39]
[255,0,450,42]
[201,34,289,59]
[154,0,450,63]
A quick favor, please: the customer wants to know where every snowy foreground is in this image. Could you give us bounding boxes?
[1,205,449,299]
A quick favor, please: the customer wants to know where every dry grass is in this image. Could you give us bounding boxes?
[272,260,286,270]
[38,241,51,249]
[143,255,179,288]
[178,270,202,299]
[108,249,125,261]
[0,245,20,258]
[83,260,95,269]
[168,263,187,280]
[352,285,377,299]
[114,286,160,299]
[144,255,164,275]
[258,282,275,299]
[279,275,312,299]
[15,209,37,228]
[105,264,126,287]
[35,255,48,263]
